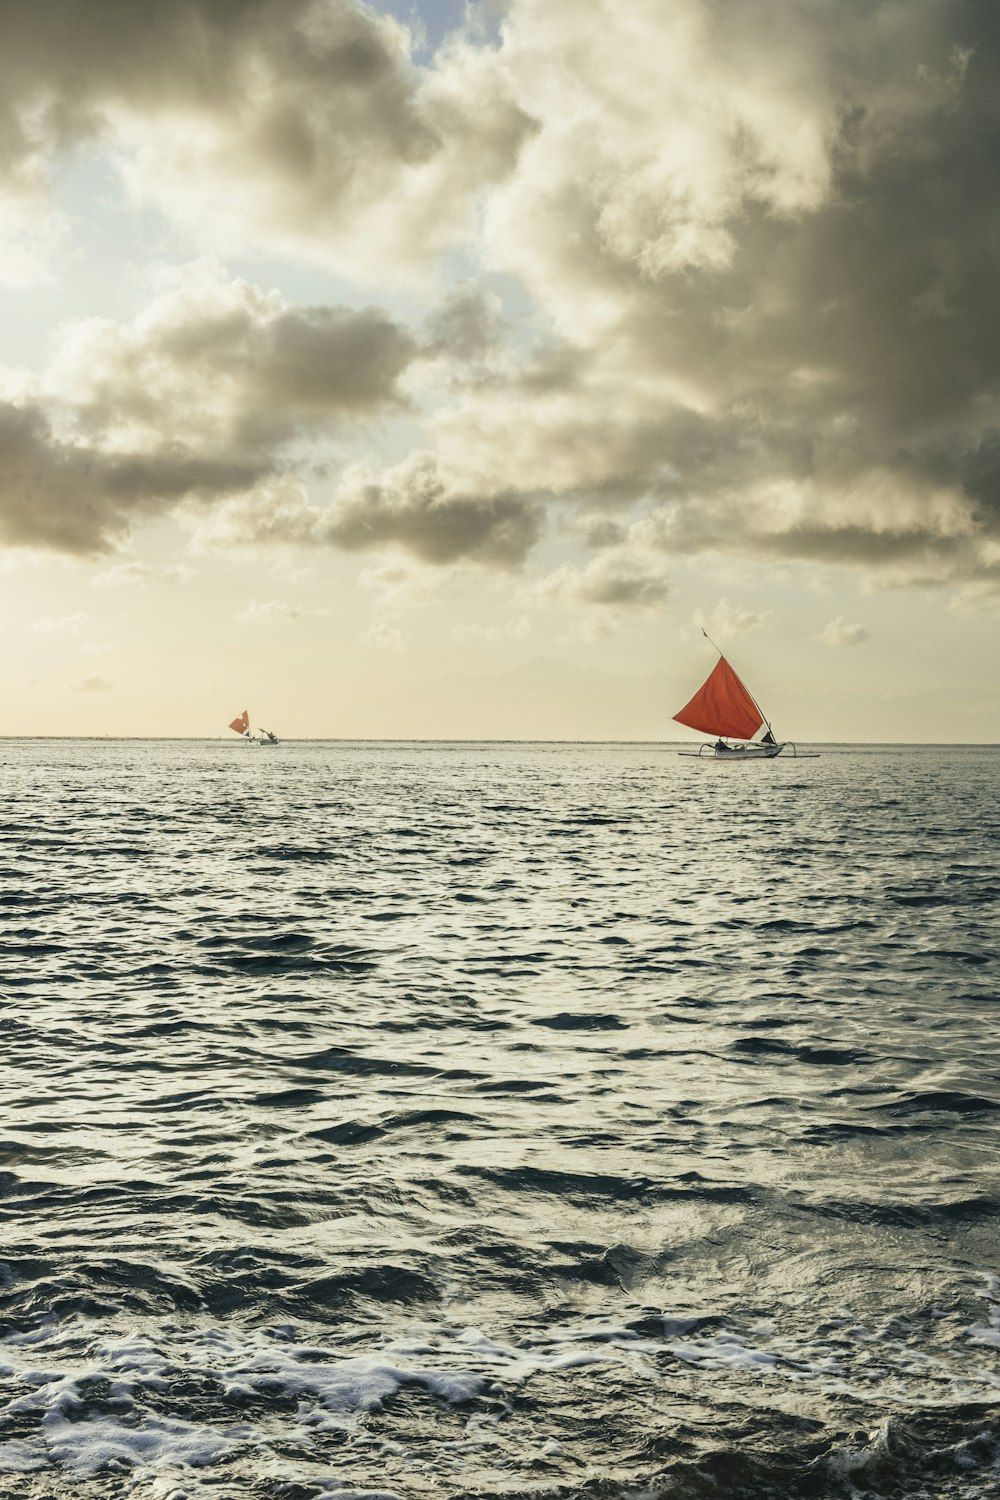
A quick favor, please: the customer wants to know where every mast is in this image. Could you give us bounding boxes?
[699,629,775,740]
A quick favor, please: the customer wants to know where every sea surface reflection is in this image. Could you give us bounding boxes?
[1,739,998,1497]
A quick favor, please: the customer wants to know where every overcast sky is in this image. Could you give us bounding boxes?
[3,0,999,740]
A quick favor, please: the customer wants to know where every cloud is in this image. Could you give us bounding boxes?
[324,453,543,568]
[361,619,407,651]
[189,457,541,570]
[422,0,1000,593]
[186,476,320,551]
[0,185,67,288]
[235,598,309,624]
[29,611,88,635]
[695,600,771,642]
[424,281,504,363]
[0,0,533,278]
[452,615,531,642]
[821,615,870,646]
[74,674,112,692]
[4,0,1000,600]
[0,261,420,557]
[92,560,195,588]
[357,559,444,608]
[44,261,417,455]
[528,550,670,610]
[0,396,269,554]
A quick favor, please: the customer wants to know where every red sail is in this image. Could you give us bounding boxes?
[673,657,763,741]
[228,710,250,736]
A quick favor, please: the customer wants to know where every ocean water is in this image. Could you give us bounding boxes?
[1,738,999,1500]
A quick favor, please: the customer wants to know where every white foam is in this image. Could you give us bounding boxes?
[2,1293,999,1485]
[43,1411,249,1477]
[0,1438,47,1473]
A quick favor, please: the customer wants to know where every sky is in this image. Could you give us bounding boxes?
[2,0,999,741]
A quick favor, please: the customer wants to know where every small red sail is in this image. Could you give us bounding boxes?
[228,709,250,736]
[673,657,763,741]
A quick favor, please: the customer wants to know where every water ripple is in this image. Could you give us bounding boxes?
[0,740,999,1497]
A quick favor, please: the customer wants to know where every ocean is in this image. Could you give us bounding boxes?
[1,739,998,1499]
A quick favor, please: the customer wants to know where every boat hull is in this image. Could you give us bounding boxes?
[679,742,785,759]
[716,742,783,758]
[679,741,819,758]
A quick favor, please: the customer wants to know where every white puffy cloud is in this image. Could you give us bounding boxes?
[361,619,407,651]
[29,611,89,635]
[822,615,870,646]
[452,615,531,642]
[528,550,670,611]
[695,600,771,642]
[234,599,308,624]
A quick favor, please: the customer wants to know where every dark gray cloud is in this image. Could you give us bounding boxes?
[572,558,670,608]
[424,282,503,363]
[323,455,542,568]
[0,1,433,177]
[0,400,267,554]
[7,272,422,554]
[64,287,418,453]
[190,454,543,569]
[529,550,670,611]
[453,0,1000,584]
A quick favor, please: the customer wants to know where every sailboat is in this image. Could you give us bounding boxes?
[227,710,281,746]
[673,633,816,758]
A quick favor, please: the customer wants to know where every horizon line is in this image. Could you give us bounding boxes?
[2,736,999,748]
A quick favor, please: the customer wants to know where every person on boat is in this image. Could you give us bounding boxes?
[714,738,728,752]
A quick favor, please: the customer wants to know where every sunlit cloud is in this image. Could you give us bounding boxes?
[821,616,870,647]
[452,615,531,642]
[694,600,771,643]
[526,551,671,611]
[234,599,308,625]
[0,0,999,644]
[30,611,89,635]
[92,560,196,588]
[361,619,408,651]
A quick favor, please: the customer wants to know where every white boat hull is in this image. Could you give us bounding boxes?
[715,742,783,759]
[679,744,783,758]
[679,741,818,759]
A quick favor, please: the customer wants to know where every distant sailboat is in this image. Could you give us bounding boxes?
[227,710,280,746]
[674,633,816,758]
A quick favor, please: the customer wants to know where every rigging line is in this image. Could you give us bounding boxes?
[700,627,773,733]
